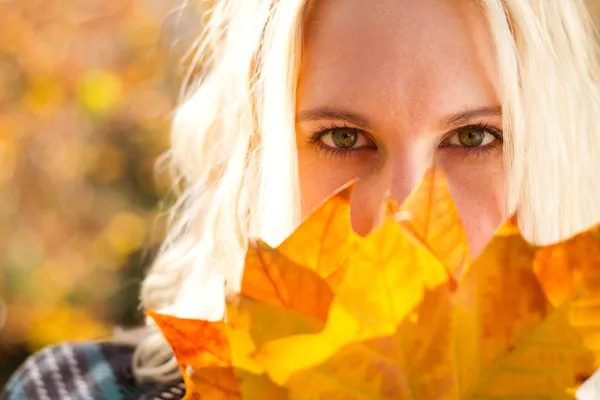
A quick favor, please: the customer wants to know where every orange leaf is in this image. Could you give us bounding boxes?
[242,240,335,323]
[150,168,600,399]
[276,190,356,289]
[250,172,451,385]
[451,233,594,398]
[281,286,456,400]
[273,228,596,399]
[534,229,600,306]
[147,311,238,399]
[399,167,471,282]
[148,310,289,399]
[534,228,600,367]
[147,310,231,368]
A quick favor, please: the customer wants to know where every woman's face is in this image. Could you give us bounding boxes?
[295,0,506,258]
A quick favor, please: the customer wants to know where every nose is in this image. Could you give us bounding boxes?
[350,144,433,236]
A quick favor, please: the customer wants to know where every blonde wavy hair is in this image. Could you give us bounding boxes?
[129,0,600,384]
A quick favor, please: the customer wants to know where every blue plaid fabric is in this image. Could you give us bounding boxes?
[1,342,185,400]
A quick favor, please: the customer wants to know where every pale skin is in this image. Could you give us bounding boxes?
[295,0,506,259]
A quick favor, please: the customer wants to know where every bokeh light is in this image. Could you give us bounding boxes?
[0,0,202,385]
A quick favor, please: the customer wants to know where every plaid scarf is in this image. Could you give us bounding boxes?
[2,342,184,400]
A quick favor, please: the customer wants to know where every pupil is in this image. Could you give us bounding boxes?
[458,129,484,147]
[332,129,358,148]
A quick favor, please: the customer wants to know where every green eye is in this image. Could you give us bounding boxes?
[331,128,359,148]
[458,128,485,147]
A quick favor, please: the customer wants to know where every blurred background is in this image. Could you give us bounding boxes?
[2,0,600,389]
[0,0,205,385]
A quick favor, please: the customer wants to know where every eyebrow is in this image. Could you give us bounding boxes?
[296,108,373,129]
[296,105,503,131]
[442,105,503,130]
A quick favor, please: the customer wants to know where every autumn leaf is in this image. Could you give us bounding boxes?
[148,310,288,399]
[147,310,231,369]
[451,233,594,398]
[146,188,361,398]
[242,240,336,324]
[150,168,600,399]
[534,229,600,306]
[277,285,456,400]
[275,223,597,399]
[534,229,600,368]
[147,311,234,399]
[252,224,596,399]
[398,167,471,282]
[275,187,357,290]
[250,174,451,386]
[152,168,456,396]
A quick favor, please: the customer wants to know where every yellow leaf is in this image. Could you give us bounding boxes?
[534,229,600,366]
[451,233,593,398]
[242,240,335,323]
[148,310,288,399]
[398,167,471,282]
[247,171,451,386]
[276,190,357,290]
[150,167,600,399]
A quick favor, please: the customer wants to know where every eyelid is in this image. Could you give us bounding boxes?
[309,123,377,147]
[439,123,503,147]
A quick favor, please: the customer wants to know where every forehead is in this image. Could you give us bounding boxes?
[299,0,499,127]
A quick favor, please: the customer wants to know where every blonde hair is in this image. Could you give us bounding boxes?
[130,0,600,383]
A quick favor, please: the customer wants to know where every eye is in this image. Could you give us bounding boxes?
[318,127,371,149]
[442,125,501,148]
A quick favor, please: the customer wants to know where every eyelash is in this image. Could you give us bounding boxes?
[440,122,504,159]
[308,122,504,159]
[308,123,374,159]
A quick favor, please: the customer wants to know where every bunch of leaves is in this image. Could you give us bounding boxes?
[150,168,600,399]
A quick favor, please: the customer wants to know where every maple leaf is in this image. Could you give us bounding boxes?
[147,311,235,399]
[148,310,288,399]
[150,167,600,399]
[533,229,600,369]
[449,232,594,398]
[275,186,356,290]
[397,167,471,282]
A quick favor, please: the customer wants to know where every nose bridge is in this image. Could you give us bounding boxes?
[349,140,434,237]
[387,142,433,204]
